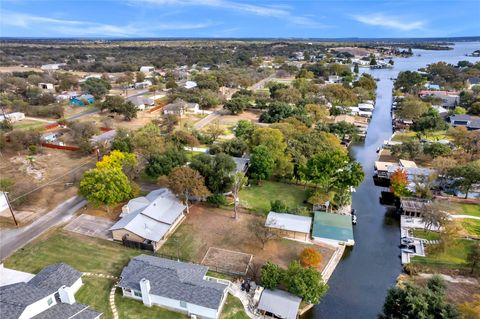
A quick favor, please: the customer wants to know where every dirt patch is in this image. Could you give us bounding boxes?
[201,247,253,275]
[218,110,261,127]
[411,275,480,305]
[163,205,335,272]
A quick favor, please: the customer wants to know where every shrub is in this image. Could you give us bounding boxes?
[206,194,228,207]
[260,262,283,289]
[299,248,322,268]
[270,200,289,213]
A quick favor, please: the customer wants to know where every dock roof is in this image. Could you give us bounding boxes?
[312,211,354,243]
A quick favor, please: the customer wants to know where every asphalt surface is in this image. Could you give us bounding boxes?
[0,196,86,261]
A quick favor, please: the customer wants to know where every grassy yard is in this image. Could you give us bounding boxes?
[221,294,249,319]
[115,290,187,319]
[411,229,441,241]
[412,239,475,269]
[4,230,143,276]
[239,181,308,213]
[76,277,113,318]
[460,219,480,237]
[452,203,480,217]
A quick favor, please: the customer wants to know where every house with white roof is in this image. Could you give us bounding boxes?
[139,66,155,74]
[109,188,186,251]
[265,212,312,241]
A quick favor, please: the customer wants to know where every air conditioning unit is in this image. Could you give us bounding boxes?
[190,315,197,319]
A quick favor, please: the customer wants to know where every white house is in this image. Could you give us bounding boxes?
[163,99,200,116]
[140,66,155,74]
[184,80,198,89]
[0,112,25,123]
[134,80,152,89]
[38,83,54,92]
[40,63,66,71]
[0,263,102,319]
[118,255,229,319]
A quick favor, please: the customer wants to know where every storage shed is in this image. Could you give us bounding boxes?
[265,212,312,241]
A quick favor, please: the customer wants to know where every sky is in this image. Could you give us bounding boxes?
[0,0,479,39]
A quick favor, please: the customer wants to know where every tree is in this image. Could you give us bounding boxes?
[394,71,426,93]
[380,277,458,319]
[299,247,322,268]
[284,261,328,304]
[132,123,164,156]
[205,120,224,142]
[101,96,137,120]
[232,172,247,219]
[260,262,283,289]
[80,78,111,99]
[145,147,187,178]
[423,142,452,158]
[219,138,248,157]
[111,129,134,153]
[251,217,277,249]
[353,74,377,92]
[391,140,422,160]
[389,169,410,198]
[79,167,134,213]
[190,153,236,193]
[457,294,480,319]
[448,160,480,198]
[118,101,138,121]
[249,145,276,182]
[224,97,250,114]
[398,96,430,120]
[166,166,210,214]
[233,120,254,140]
[413,108,448,132]
[467,242,480,274]
[270,200,289,213]
[421,202,450,232]
[353,63,359,74]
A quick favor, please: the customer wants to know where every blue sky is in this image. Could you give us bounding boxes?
[1,0,479,38]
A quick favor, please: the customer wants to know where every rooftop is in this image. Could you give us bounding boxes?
[257,289,301,319]
[118,255,227,310]
[312,211,354,244]
[265,212,312,234]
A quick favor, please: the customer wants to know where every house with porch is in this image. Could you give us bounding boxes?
[0,263,102,319]
[109,188,186,251]
[117,255,229,319]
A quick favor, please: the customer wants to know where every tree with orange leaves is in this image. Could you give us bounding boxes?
[299,247,322,268]
[390,168,411,198]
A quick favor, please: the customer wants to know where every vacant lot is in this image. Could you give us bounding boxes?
[158,205,334,271]
[239,181,308,214]
[4,230,143,276]
[412,239,475,271]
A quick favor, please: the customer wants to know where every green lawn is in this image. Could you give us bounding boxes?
[452,203,480,217]
[239,181,308,213]
[412,239,475,269]
[411,229,441,241]
[116,289,187,319]
[76,277,113,318]
[461,219,480,237]
[4,230,143,276]
[221,294,249,319]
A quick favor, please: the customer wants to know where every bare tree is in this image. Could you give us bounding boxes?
[251,218,278,249]
[421,202,450,232]
[232,172,248,219]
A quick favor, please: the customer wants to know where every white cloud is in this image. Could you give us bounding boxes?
[0,10,212,37]
[136,0,326,27]
[353,13,425,31]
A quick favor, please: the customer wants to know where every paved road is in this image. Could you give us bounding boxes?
[0,196,86,261]
[193,110,224,129]
[67,107,100,121]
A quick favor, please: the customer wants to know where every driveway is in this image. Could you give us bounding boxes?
[64,214,114,240]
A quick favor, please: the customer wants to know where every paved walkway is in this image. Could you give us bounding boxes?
[450,214,480,220]
[193,110,222,129]
[227,283,261,319]
[83,272,119,319]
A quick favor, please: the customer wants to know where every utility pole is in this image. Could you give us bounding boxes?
[4,192,18,227]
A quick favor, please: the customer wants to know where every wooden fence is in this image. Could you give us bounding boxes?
[41,143,80,151]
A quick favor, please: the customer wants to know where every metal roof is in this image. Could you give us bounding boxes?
[257,289,301,319]
[118,255,227,310]
[312,211,354,243]
[265,212,312,234]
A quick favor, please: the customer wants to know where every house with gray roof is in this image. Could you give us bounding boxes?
[265,212,312,241]
[0,263,101,319]
[257,289,301,319]
[109,188,186,251]
[118,255,228,319]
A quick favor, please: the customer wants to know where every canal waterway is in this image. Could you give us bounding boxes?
[311,42,480,319]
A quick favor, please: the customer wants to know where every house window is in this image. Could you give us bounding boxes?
[134,290,142,297]
[180,301,187,308]
[47,298,53,306]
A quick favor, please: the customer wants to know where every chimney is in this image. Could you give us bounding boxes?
[59,286,76,305]
[121,204,129,216]
[140,278,152,307]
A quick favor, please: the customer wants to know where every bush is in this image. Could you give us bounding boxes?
[260,262,283,289]
[299,248,322,268]
[206,194,228,207]
[270,200,289,213]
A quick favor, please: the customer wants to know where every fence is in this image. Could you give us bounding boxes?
[41,143,80,151]
[147,100,167,113]
[122,237,155,251]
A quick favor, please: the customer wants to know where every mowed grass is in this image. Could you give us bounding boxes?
[4,230,143,276]
[412,239,475,268]
[411,229,441,241]
[461,219,480,237]
[76,277,113,318]
[452,203,480,217]
[221,294,249,319]
[115,290,187,319]
[239,181,308,213]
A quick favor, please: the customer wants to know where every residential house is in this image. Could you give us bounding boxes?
[163,99,200,116]
[40,63,66,71]
[333,115,369,137]
[127,96,146,110]
[69,94,95,106]
[0,263,102,319]
[466,77,480,89]
[0,112,25,123]
[418,90,459,108]
[312,211,354,246]
[257,289,301,319]
[184,81,198,90]
[109,188,186,251]
[231,157,249,173]
[134,80,152,89]
[117,255,228,319]
[449,114,480,130]
[139,66,155,74]
[0,264,35,287]
[38,83,54,92]
[265,212,312,241]
[328,75,342,83]
[90,130,117,148]
[400,198,431,217]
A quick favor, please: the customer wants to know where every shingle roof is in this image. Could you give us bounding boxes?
[265,212,312,234]
[0,282,47,318]
[28,263,82,295]
[257,289,301,319]
[118,255,227,310]
[32,302,101,319]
